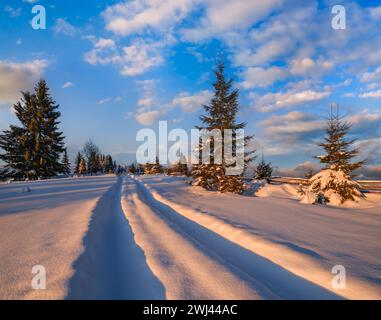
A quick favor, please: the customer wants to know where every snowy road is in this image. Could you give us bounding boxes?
[121,176,341,299]
[0,175,379,299]
[136,175,381,300]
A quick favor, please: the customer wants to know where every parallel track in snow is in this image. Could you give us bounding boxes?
[120,176,342,300]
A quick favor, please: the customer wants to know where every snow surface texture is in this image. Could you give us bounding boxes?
[0,175,380,299]
[0,176,116,299]
[136,175,381,300]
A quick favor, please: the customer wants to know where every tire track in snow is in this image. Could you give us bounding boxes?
[138,178,381,300]
[66,177,165,299]
[122,177,267,299]
[122,177,341,300]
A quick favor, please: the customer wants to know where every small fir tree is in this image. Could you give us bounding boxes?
[305,106,365,204]
[62,148,71,175]
[255,156,273,183]
[74,152,83,175]
[78,158,87,175]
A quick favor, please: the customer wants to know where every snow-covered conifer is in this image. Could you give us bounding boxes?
[304,106,365,204]
[192,62,255,194]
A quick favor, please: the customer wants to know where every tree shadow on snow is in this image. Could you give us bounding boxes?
[134,178,344,300]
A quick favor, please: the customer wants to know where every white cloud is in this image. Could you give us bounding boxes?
[95,38,115,49]
[171,90,212,113]
[290,57,333,77]
[356,138,381,166]
[369,6,381,20]
[233,37,294,66]
[121,40,164,76]
[85,38,164,76]
[62,82,74,89]
[98,97,122,105]
[53,18,76,36]
[135,110,161,126]
[103,0,197,36]
[361,66,381,83]
[252,89,330,112]
[181,0,284,41]
[257,111,325,156]
[0,60,48,106]
[138,97,154,108]
[240,66,288,89]
[84,43,121,66]
[359,90,381,98]
[347,110,381,134]
[261,111,324,136]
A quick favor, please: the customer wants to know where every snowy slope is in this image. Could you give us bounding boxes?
[136,175,381,299]
[1,174,379,300]
[0,176,117,299]
[122,176,341,299]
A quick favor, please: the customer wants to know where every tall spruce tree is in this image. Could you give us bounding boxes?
[36,80,66,177]
[192,62,254,193]
[0,80,65,179]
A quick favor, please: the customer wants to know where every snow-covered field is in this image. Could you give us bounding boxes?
[0,175,380,299]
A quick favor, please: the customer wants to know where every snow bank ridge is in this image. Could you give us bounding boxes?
[133,177,381,300]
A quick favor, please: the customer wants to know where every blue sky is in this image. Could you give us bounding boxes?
[0,0,380,174]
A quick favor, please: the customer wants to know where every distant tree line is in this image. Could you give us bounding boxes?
[74,140,117,176]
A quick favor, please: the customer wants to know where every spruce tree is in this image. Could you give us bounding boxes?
[83,140,100,175]
[316,106,364,175]
[192,62,254,193]
[144,156,164,174]
[78,158,87,175]
[62,148,71,175]
[128,163,137,174]
[35,80,66,177]
[0,80,65,179]
[105,155,115,173]
[74,152,82,175]
[305,106,365,204]
[255,156,273,183]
